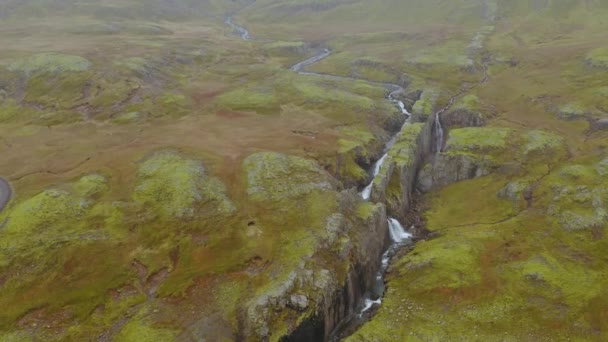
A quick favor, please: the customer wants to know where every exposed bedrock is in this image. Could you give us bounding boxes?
[370,122,432,221]
[278,200,390,342]
[441,108,485,128]
[239,152,390,341]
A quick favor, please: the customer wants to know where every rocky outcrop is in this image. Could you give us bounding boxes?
[370,123,432,220]
[239,152,390,341]
[416,127,511,192]
[590,118,608,131]
[411,89,439,123]
[417,153,492,192]
[442,108,485,128]
[246,198,389,341]
[441,95,488,128]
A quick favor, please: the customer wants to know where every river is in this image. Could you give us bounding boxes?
[225,16,417,340]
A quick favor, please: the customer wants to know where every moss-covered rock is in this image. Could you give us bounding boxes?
[337,125,385,187]
[442,94,486,128]
[243,152,335,202]
[524,130,564,155]
[446,127,511,151]
[418,127,514,192]
[585,48,608,68]
[556,102,590,121]
[111,111,143,124]
[134,151,235,218]
[115,312,177,341]
[371,123,429,218]
[216,87,279,114]
[411,89,438,121]
[8,53,91,74]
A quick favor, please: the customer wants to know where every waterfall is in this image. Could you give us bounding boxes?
[434,111,444,153]
[224,16,420,340]
[388,218,412,243]
[360,154,388,200]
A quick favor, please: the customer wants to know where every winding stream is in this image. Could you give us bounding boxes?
[0,177,11,215]
[226,16,416,339]
[224,16,251,41]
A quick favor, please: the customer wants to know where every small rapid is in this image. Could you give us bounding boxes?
[434,111,444,153]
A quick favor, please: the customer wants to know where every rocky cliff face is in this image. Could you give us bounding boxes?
[264,86,486,340]
[239,152,390,341]
[370,122,432,220]
[278,199,390,341]
[256,92,434,341]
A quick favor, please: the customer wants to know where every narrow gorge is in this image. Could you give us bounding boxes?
[225,16,489,341]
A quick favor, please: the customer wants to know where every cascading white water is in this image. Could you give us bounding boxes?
[434,111,444,153]
[388,218,413,243]
[359,95,411,200]
[360,298,382,314]
[356,217,412,317]
[360,153,388,200]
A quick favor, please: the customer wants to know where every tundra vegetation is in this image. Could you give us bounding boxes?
[0,0,607,341]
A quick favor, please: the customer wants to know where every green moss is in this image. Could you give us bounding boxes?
[340,155,368,184]
[453,94,481,111]
[293,80,375,111]
[558,164,598,182]
[23,71,91,110]
[0,99,36,122]
[263,41,306,59]
[389,123,424,166]
[115,316,177,342]
[111,111,142,124]
[337,126,374,154]
[243,152,334,202]
[585,48,608,68]
[2,189,85,236]
[355,202,377,220]
[592,86,608,97]
[401,238,481,289]
[410,40,474,67]
[216,87,279,114]
[8,53,91,74]
[73,174,108,198]
[113,57,150,75]
[524,130,564,155]
[336,125,381,184]
[515,253,603,306]
[88,78,140,109]
[425,175,517,231]
[412,89,438,118]
[446,127,512,151]
[134,151,235,218]
[0,331,32,342]
[556,102,589,120]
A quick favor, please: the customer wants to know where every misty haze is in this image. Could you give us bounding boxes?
[0,0,607,341]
